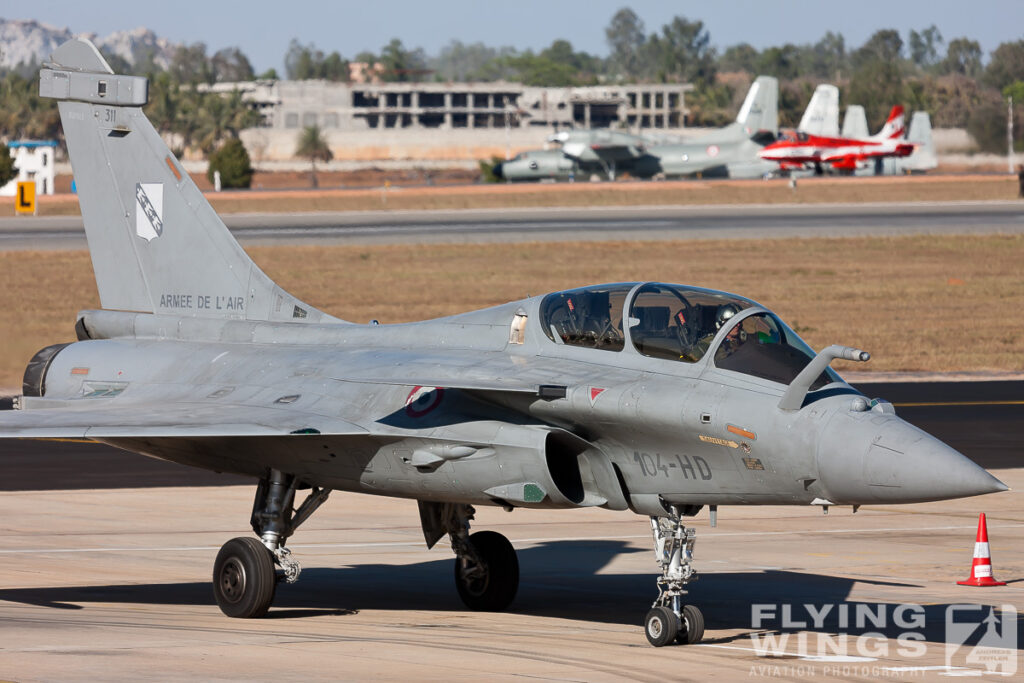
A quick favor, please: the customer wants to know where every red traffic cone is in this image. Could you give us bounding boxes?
[957,513,1006,587]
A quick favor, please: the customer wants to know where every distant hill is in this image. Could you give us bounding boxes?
[0,18,178,71]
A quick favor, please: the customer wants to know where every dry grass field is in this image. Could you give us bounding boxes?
[2,233,1022,390]
[3,174,1019,217]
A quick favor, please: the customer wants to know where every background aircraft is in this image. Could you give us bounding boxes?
[494,76,780,181]
[842,107,937,175]
[778,105,936,177]
[493,129,646,182]
[493,81,840,183]
[1,40,1006,648]
[758,105,916,173]
[629,75,778,179]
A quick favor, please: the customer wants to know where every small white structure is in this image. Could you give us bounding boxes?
[0,140,58,196]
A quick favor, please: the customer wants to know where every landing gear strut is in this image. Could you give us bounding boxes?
[419,502,519,611]
[213,469,331,618]
[644,510,704,646]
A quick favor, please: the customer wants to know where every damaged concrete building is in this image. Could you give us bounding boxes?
[208,80,692,165]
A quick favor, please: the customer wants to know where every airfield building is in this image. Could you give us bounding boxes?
[203,80,692,164]
[210,80,692,132]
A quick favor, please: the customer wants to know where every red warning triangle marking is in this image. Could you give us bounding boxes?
[589,387,606,405]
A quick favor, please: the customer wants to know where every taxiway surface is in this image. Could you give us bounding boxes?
[2,201,1023,249]
[0,472,1019,680]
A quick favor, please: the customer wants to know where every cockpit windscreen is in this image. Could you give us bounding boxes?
[541,284,634,351]
[629,283,754,363]
[714,312,840,389]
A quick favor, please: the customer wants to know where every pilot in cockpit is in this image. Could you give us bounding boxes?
[687,303,742,360]
[717,312,747,358]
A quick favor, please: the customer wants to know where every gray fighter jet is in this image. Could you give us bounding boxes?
[2,40,1007,648]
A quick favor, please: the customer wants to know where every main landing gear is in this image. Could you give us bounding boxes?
[213,469,331,618]
[420,502,519,611]
[644,510,705,646]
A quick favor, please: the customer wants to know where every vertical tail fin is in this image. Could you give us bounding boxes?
[841,105,870,139]
[903,111,938,171]
[735,76,778,137]
[798,85,839,137]
[39,39,339,323]
[871,106,905,141]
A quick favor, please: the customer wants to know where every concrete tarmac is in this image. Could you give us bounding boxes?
[0,475,1020,680]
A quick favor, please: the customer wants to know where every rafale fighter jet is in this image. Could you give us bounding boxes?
[1,40,1007,648]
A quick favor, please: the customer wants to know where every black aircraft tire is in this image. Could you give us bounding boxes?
[676,604,705,644]
[454,530,519,611]
[644,606,679,647]
[213,537,277,618]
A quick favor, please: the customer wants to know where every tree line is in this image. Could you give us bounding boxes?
[2,7,1024,158]
[281,9,1024,152]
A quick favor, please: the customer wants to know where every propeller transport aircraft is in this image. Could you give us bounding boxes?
[1,40,1008,648]
[494,75,782,182]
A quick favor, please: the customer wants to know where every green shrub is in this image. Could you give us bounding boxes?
[207,138,253,189]
[478,155,504,183]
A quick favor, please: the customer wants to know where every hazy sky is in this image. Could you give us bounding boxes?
[18,0,1024,74]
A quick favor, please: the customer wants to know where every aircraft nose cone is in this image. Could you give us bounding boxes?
[817,414,1008,505]
[870,432,1008,501]
[492,162,504,180]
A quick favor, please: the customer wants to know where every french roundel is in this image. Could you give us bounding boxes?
[405,385,445,417]
[706,144,720,157]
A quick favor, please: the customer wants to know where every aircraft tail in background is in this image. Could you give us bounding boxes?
[901,111,938,172]
[735,76,779,138]
[871,105,906,141]
[798,85,839,137]
[841,105,870,139]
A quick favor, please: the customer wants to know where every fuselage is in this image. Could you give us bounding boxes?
[27,282,1003,517]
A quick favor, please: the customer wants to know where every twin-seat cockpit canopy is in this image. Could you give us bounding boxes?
[540,283,838,389]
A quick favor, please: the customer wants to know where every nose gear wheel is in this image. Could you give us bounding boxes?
[644,510,704,646]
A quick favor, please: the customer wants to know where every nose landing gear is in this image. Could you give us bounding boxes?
[644,511,704,646]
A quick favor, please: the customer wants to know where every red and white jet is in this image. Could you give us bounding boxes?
[758,105,915,172]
